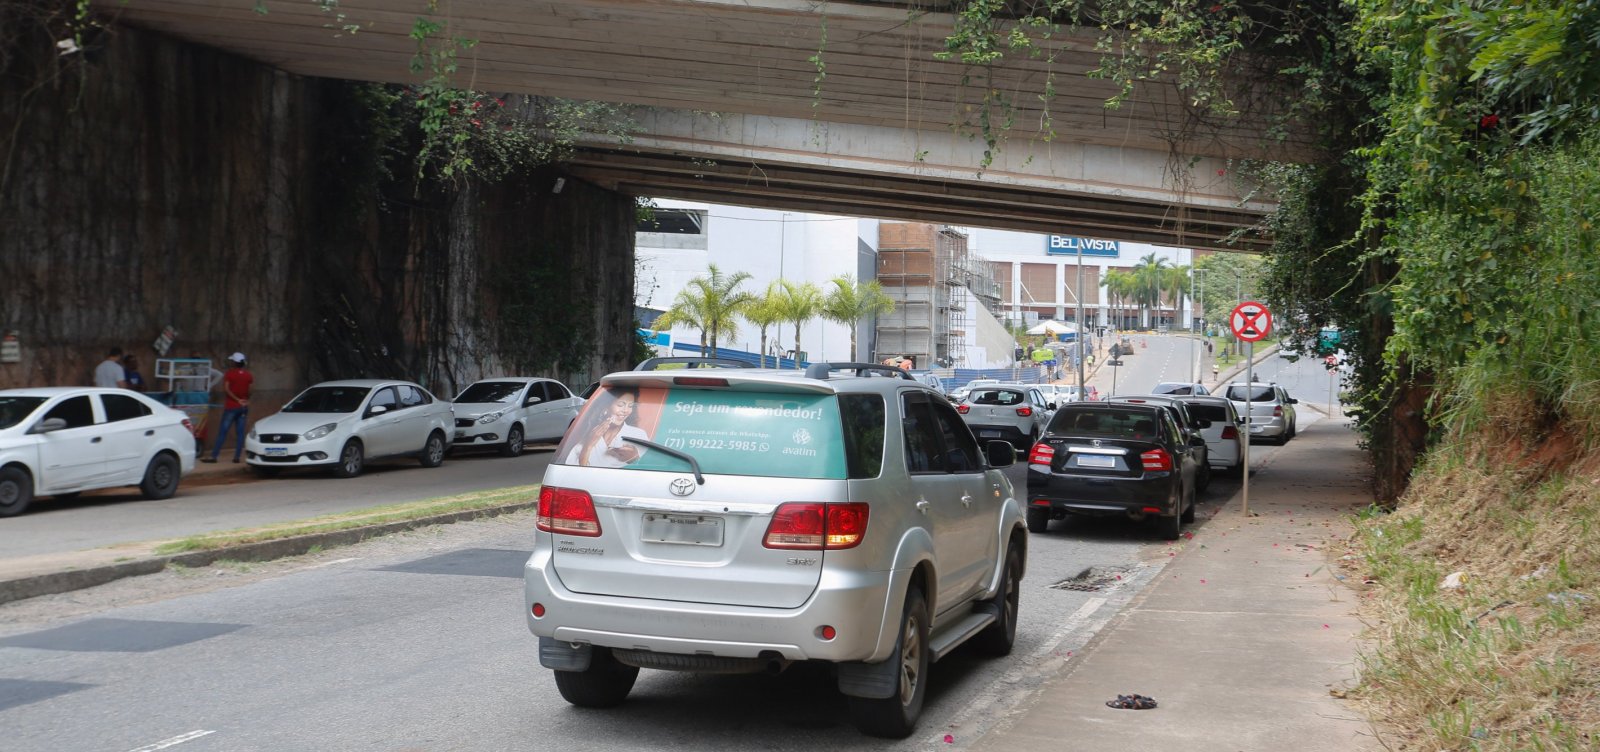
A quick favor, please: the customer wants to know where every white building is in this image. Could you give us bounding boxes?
[636,200,879,363]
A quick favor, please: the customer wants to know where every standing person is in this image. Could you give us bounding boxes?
[202,353,253,464]
[121,354,147,392]
[94,347,129,389]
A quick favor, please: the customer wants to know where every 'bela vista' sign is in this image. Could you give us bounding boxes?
[1046,236,1121,257]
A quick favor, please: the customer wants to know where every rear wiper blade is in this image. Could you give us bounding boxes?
[623,436,705,485]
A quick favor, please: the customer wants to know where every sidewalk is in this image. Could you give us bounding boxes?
[972,411,1379,750]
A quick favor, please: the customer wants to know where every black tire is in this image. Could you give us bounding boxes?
[973,544,1022,657]
[848,587,930,738]
[499,425,525,458]
[1196,461,1212,493]
[419,431,447,468]
[1180,483,1197,523]
[551,647,639,708]
[139,453,181,500]
[1026,506,1050,534]
[251,465,281,479]
[0,466,34,517]
[333,440,364,479]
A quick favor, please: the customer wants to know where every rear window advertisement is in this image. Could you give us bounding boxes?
[554,385,847,479]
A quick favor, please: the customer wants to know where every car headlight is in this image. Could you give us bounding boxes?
[477,410,505,425]
[303,423,338,440]
[248,428,257,440]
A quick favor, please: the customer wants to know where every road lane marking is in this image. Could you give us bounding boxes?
[126,730,215,752]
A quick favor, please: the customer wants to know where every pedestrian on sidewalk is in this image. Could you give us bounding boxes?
[203,353,253,464]
[94,347,129,389]
[121,354,147,392]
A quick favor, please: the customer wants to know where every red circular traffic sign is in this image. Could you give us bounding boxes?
[1230,301,1272,342]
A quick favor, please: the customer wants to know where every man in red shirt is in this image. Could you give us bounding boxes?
[202,353,254,464]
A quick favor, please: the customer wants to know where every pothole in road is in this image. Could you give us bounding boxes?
[1050,565,1132,592]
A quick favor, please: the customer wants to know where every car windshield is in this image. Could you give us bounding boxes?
[0,396,47,430]
[282,386,371,413]
[1226,385,1276,402]
[456,381,523,404]
[554,384,851,479]
[1048,409,1163,440]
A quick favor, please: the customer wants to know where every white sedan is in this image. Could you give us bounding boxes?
[451,378,584,456]
[245,379,454,478]
[0,388,197,517]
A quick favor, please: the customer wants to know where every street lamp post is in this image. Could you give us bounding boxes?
[1190,268,1206,382]
[1076,245,1086,400]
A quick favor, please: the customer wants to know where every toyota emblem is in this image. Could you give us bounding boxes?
[669,478,696,497]
[1091,439,1102,447]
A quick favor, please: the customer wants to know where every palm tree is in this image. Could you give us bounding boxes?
[820,275,896,361]
[1103,269,1137,329]
[655,264,753,357]
[773,279,822,367]
[741,282,788,367]
[1162,265,1191,328]
[1132,253,1170,327]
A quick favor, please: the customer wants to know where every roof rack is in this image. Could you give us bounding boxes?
[634,356,755,371]
[803,362,916,381]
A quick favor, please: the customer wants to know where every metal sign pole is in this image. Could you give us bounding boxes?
[1076,245,1086,400]
[1243,339,1253,516]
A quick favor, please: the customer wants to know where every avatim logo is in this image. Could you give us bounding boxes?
[791,428,812,446]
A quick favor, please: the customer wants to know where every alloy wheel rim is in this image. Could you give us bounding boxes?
[509,429,523,454]
[899,615,921,706]
[344,446,360,473]
[428,437,444,463]
[0,481,17,505]
[155,464,173,489]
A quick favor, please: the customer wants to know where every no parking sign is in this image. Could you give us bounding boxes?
[1230,301,1272,342]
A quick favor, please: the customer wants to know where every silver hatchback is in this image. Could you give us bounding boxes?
[524,363,1028,738]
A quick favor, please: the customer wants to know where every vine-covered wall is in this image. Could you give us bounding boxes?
[0,23,636,414]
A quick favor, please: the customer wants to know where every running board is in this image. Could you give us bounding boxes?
[929,611,996,662]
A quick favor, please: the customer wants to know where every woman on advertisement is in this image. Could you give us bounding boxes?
[564,386,647,468]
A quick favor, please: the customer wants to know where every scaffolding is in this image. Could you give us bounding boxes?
[877,225,1002,368]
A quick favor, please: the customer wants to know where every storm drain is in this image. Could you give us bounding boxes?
[1050,565,1132,592]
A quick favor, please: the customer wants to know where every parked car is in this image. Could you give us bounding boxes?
[956,385,1052,450]
[244,380,454,478]
[907,370,946,396]
[452,378,584,456]
[948,377,999,403]
[0,388,197,517]
[1106,395,1212,491]
[1223,382,1298,443]
[1150,381,1210,396]
[1024,402,1201,540]
[1174,395,1245,476]
[1053,384,1101,403]
[523,362,1026,738]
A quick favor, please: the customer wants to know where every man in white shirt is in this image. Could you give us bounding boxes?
[94,347,129,389]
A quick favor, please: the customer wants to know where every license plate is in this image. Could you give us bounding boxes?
[264,447,287,456]
[641,513,724,547]
[1076,454,1116,468]
[980,430,1001,438]
[1250,426,1265,433]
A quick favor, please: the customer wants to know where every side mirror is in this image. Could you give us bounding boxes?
[1288,398,1299,404]
[986,440,1015,468]
[367,405,389,417]
[1191,435,1207,447]
[27,417,68,435]
[1195,419,1212,430]
[1047,402,1058,410]
[526,397,543,407]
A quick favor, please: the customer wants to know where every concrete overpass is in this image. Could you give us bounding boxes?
[98,0,1296,251]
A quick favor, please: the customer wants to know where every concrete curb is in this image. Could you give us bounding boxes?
[0,501,537,607]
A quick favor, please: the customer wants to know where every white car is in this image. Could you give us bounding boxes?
[0,388,197,517]
[1175,395,1245,476]
[245,380,454,478]
[451,378,584,456]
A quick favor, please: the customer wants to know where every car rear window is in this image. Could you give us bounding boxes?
[1152,383,1195,395]
[1225,386,1276,402]
[555,384,848,479]
[1048,409,1164,440]
[969,388,1025,406]
[1185,402,1230,422]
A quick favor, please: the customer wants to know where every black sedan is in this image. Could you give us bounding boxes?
[1024,403,1202,540]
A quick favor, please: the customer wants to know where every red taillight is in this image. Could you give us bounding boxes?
[956,404,970,414]
[537,486,601,537]
[1028,443,1056,466]
[1273,405,1283,417]
[1220,425,1239,440]
[1140,448,1173,472]
[763,502,869,550]
[674,376,730,387]
[1015,406,1033,417]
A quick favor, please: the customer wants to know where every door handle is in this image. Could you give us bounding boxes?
[915,499,931,514]
[960,493,973,507]
[91,437,102,443]
[144,430,155,437]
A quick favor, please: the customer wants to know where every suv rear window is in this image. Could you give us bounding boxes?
[969,388,1025,406]
[1048,409,1164,441]
[1225,385,1275,402]
[1185,402,1231,422]
[555,384,848,479]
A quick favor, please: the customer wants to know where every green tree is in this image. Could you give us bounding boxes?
[740,282,788,368]
[1131,254,1171,327]
[1102,269,1137,329]
[655,264,752,358]
[1162,265,1192,328]
[820,275,896,361]
[773,279,823,368]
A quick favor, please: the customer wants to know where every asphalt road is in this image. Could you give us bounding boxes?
[0,448,557,559]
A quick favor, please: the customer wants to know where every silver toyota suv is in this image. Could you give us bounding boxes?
[524,362,1027,738]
